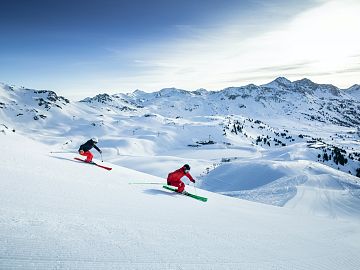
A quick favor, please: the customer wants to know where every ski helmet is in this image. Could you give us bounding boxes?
[92,137,99,143]
[184,164,191,171]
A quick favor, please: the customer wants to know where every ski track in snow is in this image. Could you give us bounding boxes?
[284,174,360,219]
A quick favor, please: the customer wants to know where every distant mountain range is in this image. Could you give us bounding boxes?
[1,76,359,178]
[2,77,359,128]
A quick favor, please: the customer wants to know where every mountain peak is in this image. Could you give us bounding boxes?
[0,83,15,92]
[156,88,189,97]
[294,78,316,86]
[346,84,360,101]
[347,84,360,91]
[261,77,292,88]
[133,89,147,95]
[80,93,113,103]
[273,77,292,85]
[192,88,208,95]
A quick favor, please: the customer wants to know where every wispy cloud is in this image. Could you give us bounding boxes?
[104,0,360,91]
[58,0,359,95]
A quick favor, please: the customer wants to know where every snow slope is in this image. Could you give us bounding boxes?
[200,158,360,220]
[1,77,360,269]
[1,132,360,270]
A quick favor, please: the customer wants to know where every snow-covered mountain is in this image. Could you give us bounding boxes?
[1,77,360,269]
[0,83,70,121]
[1,77,359,176]
[78,77,360,127]
[1,77,360,176]
[346,84,360,101]
[2,77,359,125]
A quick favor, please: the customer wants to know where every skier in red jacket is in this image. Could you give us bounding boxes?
[167,164,195,193]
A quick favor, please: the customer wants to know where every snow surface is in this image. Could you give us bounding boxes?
[1,78,360,269]
[1,132,360,270]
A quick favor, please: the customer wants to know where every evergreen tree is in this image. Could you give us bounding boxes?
[356,168,360,178]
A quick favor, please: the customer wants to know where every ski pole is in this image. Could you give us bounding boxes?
[100,152,104,162]
[128,182,165,185]
[193,181,197,195]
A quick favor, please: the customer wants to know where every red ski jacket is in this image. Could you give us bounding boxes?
[167,167,195,183]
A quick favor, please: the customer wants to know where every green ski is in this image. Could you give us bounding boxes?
[163,185,208,202]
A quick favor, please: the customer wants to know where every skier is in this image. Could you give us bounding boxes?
[78,137,102,163]
[167,164,195,193]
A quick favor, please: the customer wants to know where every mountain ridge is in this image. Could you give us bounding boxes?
[1,76,359,179]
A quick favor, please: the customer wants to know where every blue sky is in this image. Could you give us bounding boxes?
[1,0,359,98]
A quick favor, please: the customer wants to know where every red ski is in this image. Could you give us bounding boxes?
[74,157,112,171]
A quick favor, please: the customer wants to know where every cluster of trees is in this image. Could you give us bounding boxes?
[226,118,299,147]
[320,147,347,165]
[256,136,271,146]
[224,118,360,177]
[196,140,215,145]
[330,147,347,166]
[255,135,287,147]
[319,146,360,178]
[33,114,47,120]
[231,121,243,135]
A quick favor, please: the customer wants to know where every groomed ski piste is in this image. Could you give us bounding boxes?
[1,131,360,270]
